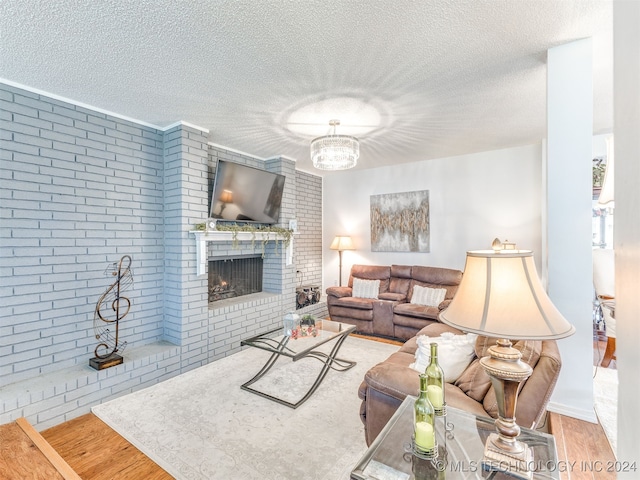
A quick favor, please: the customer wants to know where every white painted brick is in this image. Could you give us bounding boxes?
[2,85,319,428]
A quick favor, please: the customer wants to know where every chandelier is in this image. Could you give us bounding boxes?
[310,119,359,170]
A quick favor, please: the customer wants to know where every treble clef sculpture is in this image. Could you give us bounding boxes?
[90,255,133,370]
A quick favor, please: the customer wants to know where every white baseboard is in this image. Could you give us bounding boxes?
[546,401,598,423]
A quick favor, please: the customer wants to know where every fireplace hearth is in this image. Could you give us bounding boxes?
[209,255,263,302]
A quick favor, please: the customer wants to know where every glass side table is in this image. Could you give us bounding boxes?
[240,319,357,408]
[351,395,560,480]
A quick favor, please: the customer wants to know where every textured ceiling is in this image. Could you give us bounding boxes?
[1,0,613,175]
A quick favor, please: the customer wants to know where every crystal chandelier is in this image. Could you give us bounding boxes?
[310,119,359,170]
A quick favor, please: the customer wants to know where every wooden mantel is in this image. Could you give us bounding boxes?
[190,230,293,276]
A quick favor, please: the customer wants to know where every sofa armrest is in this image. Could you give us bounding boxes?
[362,356,420,402]
[326,286,352,298]
[359,354,420,445]
[438,299,452,310]
[514,340,562,428]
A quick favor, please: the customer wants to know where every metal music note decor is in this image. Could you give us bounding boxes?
[89,255,133,370]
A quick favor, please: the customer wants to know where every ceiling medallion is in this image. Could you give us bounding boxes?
[310,119,359,171]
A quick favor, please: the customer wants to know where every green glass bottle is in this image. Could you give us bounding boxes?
[425,342,445,414]
[414,373,436,452]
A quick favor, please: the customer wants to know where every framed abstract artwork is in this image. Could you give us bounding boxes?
[370,190,430,252]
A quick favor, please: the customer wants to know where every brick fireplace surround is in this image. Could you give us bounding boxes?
[0,82,327,429]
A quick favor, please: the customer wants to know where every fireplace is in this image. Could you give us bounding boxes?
[209,255,262,302]
[208,255,263,302]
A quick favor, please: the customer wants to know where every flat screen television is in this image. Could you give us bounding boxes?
[209,160,286,224]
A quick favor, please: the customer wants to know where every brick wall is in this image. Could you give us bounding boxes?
[0,83,325,428]
[294,170,323,290]
[203,147,299,360]
[0,83,166,388]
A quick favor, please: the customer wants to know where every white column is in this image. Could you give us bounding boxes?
[545,39,595,421]
[614,1,640,473]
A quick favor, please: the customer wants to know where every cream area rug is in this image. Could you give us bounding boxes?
[92,336,400,479]
[593,366,618,456]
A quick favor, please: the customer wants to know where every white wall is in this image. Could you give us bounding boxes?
[613,0,640,473]
[545,39,595,423]
[322,143,543,287]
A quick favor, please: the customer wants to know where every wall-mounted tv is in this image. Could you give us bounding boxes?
[209,160,286,224]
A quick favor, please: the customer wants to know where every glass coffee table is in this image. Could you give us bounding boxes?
[351,395,560,480]
[240,319,357,408]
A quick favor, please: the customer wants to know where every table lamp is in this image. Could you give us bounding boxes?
[330,236,355,286]
[218,189,234,216]
[439,240,575,479]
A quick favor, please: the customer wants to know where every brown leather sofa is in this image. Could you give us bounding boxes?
[358,323,562,445]
[326,264,463,341]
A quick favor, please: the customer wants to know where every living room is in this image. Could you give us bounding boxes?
[1,1,638,478]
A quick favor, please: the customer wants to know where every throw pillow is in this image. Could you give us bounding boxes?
[351,278,380,299]
[410,285,447,307]
[409,332,477,382]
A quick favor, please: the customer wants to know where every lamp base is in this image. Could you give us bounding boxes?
[479,338,535,480]
[483,432,533,479]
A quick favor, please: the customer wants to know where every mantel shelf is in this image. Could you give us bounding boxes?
[190,230,293,275]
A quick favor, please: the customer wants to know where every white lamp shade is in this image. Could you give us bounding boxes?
[439,250,576,340]
[330,236,355,251]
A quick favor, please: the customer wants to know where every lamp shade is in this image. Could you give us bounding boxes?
[439,250,575,340]
[219,189,234,204]
[330,236,355,251]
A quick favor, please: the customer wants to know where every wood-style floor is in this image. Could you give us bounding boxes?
[548,334,617,480]
[7,333,618,480]
[40,414,172,480]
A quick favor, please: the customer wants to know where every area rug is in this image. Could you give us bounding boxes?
[593,366,617,456]
[92,336,400,480]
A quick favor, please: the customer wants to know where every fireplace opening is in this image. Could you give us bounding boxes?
[209,255,263,302]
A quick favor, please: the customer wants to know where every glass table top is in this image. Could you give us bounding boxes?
[240,319,356,360]
[352,395,561,480]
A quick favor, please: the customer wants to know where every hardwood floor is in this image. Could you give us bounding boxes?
[11,333,618,480]
[546,333,617,480]
[40,414,171,480]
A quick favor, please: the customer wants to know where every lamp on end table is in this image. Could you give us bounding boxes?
[439,239,575,480]
[330,236,355,287]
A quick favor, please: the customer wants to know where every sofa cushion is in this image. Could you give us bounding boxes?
[348,265,391,293]
[411,265,463,287]
[455,337,543,404]
[378,292,406,301]
[389,264,412,296]
[410,332,477,382]
[454,358,492,402]
[352,278,380,299]
[393,302,440,321]
[329,296,375,311]
[410,285,447,307]
[444,384,490,419]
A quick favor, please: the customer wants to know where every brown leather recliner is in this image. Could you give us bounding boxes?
[357,323,562,446]
[326,264,463,340]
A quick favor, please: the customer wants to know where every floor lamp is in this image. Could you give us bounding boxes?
[330,236,355,286]
[439,240,575,479]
